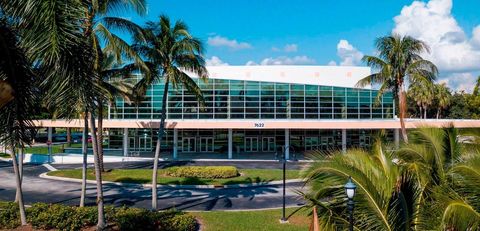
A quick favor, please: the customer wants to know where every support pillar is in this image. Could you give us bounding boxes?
[342,129,347,153]
[123,128,129,157]
[228,129,233,159]
[47,127,53,162]
[285,129,290,160]
[173,128,178,159]
[394,128,400,149]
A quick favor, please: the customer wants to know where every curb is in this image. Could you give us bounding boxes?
[39,172,304,189]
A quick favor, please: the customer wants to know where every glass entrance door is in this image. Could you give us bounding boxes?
[182,137,196,152]
[262,137,275,152]
[245,137,259,152]
[199,137,214,152]
[320,136,334,150]
[305,137,319,150]
[139,137,151,151]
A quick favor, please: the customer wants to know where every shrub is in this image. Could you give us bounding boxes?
[0,202,197,231]
[0,202,20,229]
[113,207,155,231]
[164,166,239,179]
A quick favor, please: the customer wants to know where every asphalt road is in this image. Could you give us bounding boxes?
[0,161,307,211]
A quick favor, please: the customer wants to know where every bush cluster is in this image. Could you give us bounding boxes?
[164,166,239,179]
[0,202,196,231]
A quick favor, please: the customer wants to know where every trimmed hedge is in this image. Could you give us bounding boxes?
[0,202,196,231]
[164,166,239,179]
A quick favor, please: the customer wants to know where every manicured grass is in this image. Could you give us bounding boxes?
[0,153,10,158]
[192,208,310,231]
[25,145,64,154]
[47,168,301,186]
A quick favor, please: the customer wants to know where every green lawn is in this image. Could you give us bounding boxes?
[25,145,65,154]
[0,153,10,158]
[192,208,310,231]
[47,168,301,186]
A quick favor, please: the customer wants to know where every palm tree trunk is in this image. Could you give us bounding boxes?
[80,112,88,207]
[152,77,170,210]
[97,102,104,173]
[436,109,440,119]
[88,113,106,229]
[399,90,409,143]
[419,106,422,119]
[10,146,26,226]
[423,106,427,119]
[15,147,23,203]
[66,127,72,147]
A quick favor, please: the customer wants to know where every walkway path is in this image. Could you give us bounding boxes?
[0,161,306,211]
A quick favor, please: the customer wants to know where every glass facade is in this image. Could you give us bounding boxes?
[109,78,394,120]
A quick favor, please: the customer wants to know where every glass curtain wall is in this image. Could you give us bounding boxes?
[109,78,394,120]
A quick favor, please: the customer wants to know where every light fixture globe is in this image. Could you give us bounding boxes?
[344,176,357,199]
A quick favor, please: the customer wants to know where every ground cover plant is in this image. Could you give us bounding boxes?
[48,167,301,186]
[0,201,196,231]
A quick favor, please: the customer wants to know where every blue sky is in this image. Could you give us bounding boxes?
[124,0,480,91]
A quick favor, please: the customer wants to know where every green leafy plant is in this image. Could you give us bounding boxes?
[164,166,239,179]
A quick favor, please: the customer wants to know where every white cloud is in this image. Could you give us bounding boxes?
[392,0,480,72]
[336,39,363,66]
[207,35,252,50]
[439,72,478,93]
[259,56,316,65]
[245,60,258,66]
[327,60,337,66]
[272,44,298,52]
[206,56,229,66]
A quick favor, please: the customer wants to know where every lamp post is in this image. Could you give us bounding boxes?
[345,176,356,231]
[279,145,289,223]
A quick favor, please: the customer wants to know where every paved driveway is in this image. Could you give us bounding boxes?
[0,161,306,211]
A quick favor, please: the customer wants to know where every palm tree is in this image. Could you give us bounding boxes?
[300,142,419,230]
[133,15,208,210]
[434,83,451,119]
[0,19,38,226]
[1,0,146,228]
[408,82,434,119]
[396,126,480,230]
[356,35,438,142]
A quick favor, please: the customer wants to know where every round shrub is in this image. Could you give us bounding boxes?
[164,166,239,179]
[0,202,20,229]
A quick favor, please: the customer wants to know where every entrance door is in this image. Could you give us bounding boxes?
[305,137,319,150]
[139,137,151,151]
[245,137,259,152]
[320,136,334,150]
[199,137,214,152]
[129,137,136,150]
[262,137,275,152]
[182,137,196,152]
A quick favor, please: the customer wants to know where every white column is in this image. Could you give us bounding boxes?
[173,128,178,159]
[394,129,400,149]
[285,129,290,160]
[47,127,53,143]
[342,129,347,153]
[228,129,233,159]
[123,128,129,157]
[47,127,53,162]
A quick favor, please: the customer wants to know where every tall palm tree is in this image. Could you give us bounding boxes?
[1,0,146,228]
[133,15,208,210]
[408,82,434,119]
[0,19,38,226]
[356,35,438,142]
[434,83,451,119]
[300,142,419,230]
